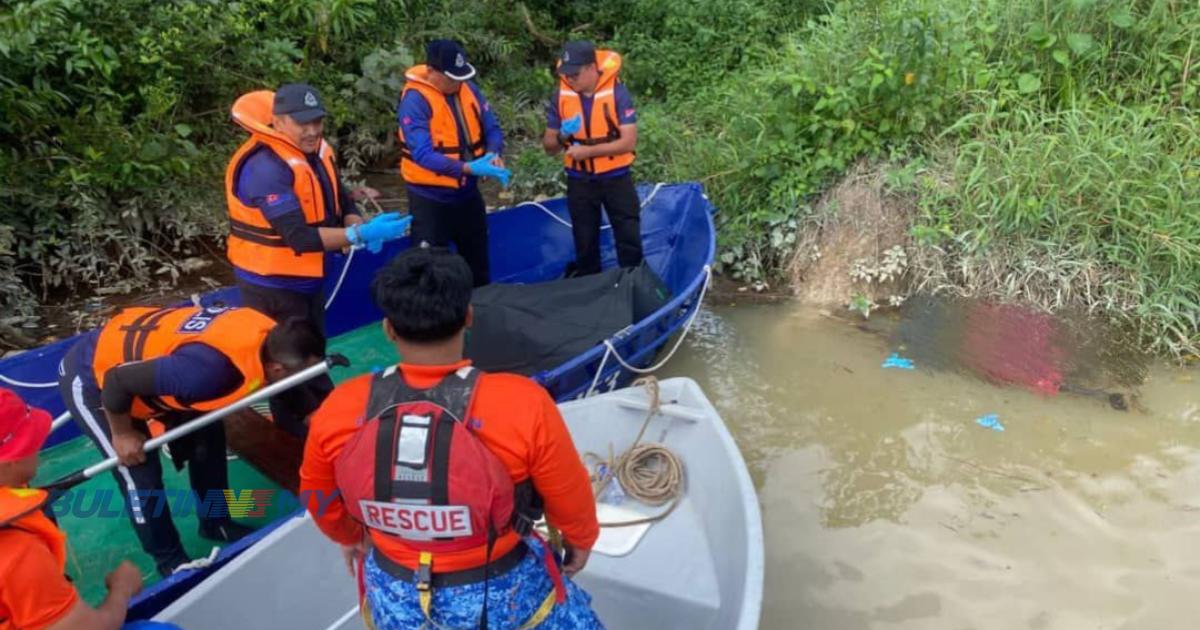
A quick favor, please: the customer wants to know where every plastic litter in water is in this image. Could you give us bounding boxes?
[882,353,915,370]
[975,414,1005,432]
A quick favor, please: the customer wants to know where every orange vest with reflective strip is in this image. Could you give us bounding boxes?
[557,50,636,175]
[225,90,342,279]
[92,306,273,420]
[398,66,486,189]
[0,487,66,578]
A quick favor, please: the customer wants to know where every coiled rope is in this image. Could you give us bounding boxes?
[585,377,685,528]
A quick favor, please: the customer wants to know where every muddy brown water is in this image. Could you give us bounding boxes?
[660,301,1199,629]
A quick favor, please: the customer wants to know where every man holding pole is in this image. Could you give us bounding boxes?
[56,305,325,577]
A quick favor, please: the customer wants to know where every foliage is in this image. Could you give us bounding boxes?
[1,0,1197,354]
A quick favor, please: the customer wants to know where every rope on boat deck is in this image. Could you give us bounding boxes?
[515,181,666,230]
[585,376,685,528]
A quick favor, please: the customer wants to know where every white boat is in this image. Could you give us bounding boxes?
[152,378,764,630]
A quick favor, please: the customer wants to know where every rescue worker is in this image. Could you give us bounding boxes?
[301,248,603,629]
[227,83,412,437]
[0,388,144,629]
[398,40,511,287]
[542,41,641,277]
[57,305,325,577]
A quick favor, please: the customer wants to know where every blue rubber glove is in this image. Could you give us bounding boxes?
[560,113,583,137]
[465,152,512,188]
[347,212,412,254]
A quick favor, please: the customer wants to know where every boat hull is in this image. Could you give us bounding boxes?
[152,378,763,630]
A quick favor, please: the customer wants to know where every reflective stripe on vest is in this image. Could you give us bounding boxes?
[225,90,342,279]
[398,65,486,189]
[91,306,273,419]
[557,50,636,175]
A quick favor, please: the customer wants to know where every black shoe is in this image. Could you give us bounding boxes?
[198,520,256,543]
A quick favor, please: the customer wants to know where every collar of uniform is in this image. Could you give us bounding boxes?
[396,360,474,388]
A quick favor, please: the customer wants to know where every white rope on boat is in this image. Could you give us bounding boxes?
[515,182,666,230]
[583,264,711,398]
[585,344,613,398]
[171,546,221,574]
[0,373,59,388]
[324,245,357,311]
[601,265,711,376]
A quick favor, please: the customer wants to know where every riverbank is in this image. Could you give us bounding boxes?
[4,0,1196,358]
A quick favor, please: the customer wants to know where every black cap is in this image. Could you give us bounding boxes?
[273,83,326,123]
[558,40,597,76]
[426,39,476,81]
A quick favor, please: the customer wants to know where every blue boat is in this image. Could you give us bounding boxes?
[0,181,715,618]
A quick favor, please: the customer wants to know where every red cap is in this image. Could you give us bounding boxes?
[0,388,52,462]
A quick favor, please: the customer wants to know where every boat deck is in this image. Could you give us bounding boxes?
[31,320,398,604]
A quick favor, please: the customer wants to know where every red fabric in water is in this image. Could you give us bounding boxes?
[959,303,1064,395]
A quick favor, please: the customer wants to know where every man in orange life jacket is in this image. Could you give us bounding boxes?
[301,248,603,629]
[398,40,511,288]
[542,41,641,277]
[227,84,412,437]
[0,388,144,630]
[56,306,325,577]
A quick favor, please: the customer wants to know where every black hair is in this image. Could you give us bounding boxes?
[370,247,472,343]
[263,316,325,367]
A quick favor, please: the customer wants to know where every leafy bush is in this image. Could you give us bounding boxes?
[2,0,1196,354]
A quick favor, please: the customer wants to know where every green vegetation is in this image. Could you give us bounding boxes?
[2,0,1196,355]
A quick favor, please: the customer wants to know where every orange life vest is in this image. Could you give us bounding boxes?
[398,65,486,189]
[557,50,636,175]
[0,487,66,578]
[225,90,342,279]
[92,306,274,420]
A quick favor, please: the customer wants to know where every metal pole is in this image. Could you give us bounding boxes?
[42,354,349,491]
[51,411,72,432]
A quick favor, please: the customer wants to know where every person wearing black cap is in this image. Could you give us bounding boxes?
[225,84,412,437]
[543,41,641,277]
[397,39,511,287]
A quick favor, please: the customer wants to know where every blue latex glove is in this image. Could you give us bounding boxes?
[347,212,412,254]
[560,113,583,136]
[881,353,915,370]
[465,152,512,188]
[975,414,1005,432]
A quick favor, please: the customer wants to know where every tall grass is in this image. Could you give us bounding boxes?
[608,0,1200,356]
[908,104,1200,356]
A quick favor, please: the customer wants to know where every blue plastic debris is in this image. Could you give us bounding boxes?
[882,353,915,370]
[975,414,1005,432]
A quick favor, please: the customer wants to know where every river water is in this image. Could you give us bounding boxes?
[660,301,1199,629]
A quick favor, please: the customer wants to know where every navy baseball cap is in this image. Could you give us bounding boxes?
[558,40,597,76]
[426,39,476,81]
[273,83,326,123]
